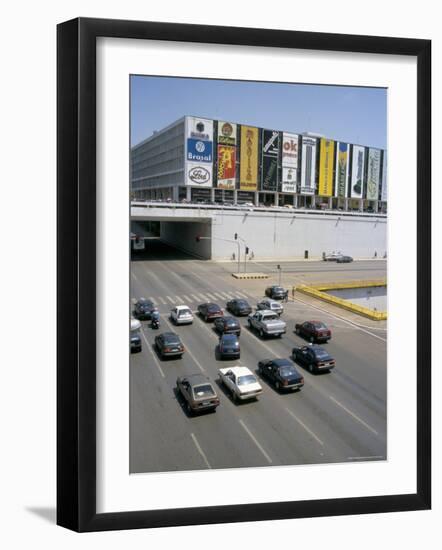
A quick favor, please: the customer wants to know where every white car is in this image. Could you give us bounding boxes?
[170,305,194,325]
[257,298,284,315]
[218,366,263,402]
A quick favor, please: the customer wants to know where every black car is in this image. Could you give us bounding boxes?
[258,358,304,391]
[133,298,157,320]
[226,298,252,316]
[292,344,335,374]
[130,332,142,353]
[265,285,287,300]
[176,374,220,415]
[154,332,185,359]
[218,333,240,359]
[197,302,224,322]
[214,316,241,336]
[336,255,353,263]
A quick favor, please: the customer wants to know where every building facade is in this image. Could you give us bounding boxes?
[131,115,387,213]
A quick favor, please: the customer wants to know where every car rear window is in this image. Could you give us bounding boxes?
[165,335,180,345]
[178,309,192,316]
[314,350,330,359]
[238,374,257,386]
[279,366,297,377]
[208,304,221,311]
[313,322,327,329]
[192,384,215,398]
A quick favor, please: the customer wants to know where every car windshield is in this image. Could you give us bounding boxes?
[140,301,153,308]
[223,335,238,344]
[208,304,221,312]
[263,314,278,320]
[273,287,284,292]
[237,374,257,386]
[279,366,297,377]
[192,384,215,398]
[178,309,191,316]
[237,300,248,307]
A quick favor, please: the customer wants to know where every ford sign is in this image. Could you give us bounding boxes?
[189,166,210,184]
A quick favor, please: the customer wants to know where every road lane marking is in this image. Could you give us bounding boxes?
[158,296,167,305]
[191,294,201,301]
[131,297,137,304]
[236,292,250,298]
[205,293,217,301]
[214,292,226,300]
[347,455,385,460]
[221,292,233,299]
[161,315,206,373]
[166,296,175,304]
[285,408,324,446]
[131,272,140,283]
[139,330,165,378]
[174,296,183,303]
[238,420,273,464]
[293,296,387,342]
[181,295,191,302]
[190,433,211,469]
[329,395,379,436]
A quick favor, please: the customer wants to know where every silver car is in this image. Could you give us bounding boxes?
[170,305,194,325]
[257,298,284,315]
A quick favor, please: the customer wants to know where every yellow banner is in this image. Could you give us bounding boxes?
[240,126,258,190]
[318,138,335,197]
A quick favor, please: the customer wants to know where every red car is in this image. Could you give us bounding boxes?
[197,302,224,322]
[294,320,331,343]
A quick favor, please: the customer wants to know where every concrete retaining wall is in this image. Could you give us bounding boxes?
[160,220,212,259]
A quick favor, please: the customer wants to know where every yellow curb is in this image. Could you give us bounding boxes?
[295,280,387,321]
[232,273,269,280]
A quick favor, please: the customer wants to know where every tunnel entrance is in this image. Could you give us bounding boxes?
[130,219,212,261]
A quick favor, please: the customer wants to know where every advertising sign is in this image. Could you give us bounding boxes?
[281,167,297,193]
[217,121,237,146]
[381,152,387,202]
[300,136,317,195]
[281,132,298,193]
[334,142,349,198]
[261,129,280,191]
[186,116,213,141]
[239,126,259,191]
[217,145,236,189]
[350,145,365,198]
[318,138,335,197]
[185,162,213,187]
[366,148,381,201]
[186,139,213,163]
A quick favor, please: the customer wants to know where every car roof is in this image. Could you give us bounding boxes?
[202,302,220,308]
[220,366,252,376]
[138,298,153,304]
[221,332,238,339]
[175,305,191,310]
[272,358,293,367]
[184,374,211,385]
[258,309,277,315]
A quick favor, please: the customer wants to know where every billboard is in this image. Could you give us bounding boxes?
[300,136,317,195]
[318,138,335,197]
[239,126,259,191]
[217,121,237,146]
[350,145,365,198]
[335,142,349,198]
[185,162,213,187]
[381,152,387,202]
[186,139,213,163]
[185,117,214,186]
[366,148,381,201]
[261,129,280,191]
[217,145,236,189]
[281,133,298,193]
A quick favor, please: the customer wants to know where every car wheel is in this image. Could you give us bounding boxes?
[232,391,237,402]
[275,381,280,391]
[205,315,208,322]
[186,402,193,415]
[309,364,314,373]
[309,336,314,343]
[259,329,264,338]
[295,327,300,335]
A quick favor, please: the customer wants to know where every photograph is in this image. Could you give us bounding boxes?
[129,75,387,474]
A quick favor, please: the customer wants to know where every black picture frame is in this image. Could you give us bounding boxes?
[57,17,431,532]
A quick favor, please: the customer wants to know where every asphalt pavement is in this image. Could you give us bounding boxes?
[130,241,387,473]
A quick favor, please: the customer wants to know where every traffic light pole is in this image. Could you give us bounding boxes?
[196,236,241,273]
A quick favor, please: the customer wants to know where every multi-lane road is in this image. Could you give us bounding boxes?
[130,240,387,473]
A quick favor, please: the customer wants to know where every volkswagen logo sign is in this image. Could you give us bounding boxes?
[195,141,205,153]
[189,166,210,184]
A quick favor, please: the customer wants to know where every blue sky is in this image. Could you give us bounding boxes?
[131,76,386,149]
